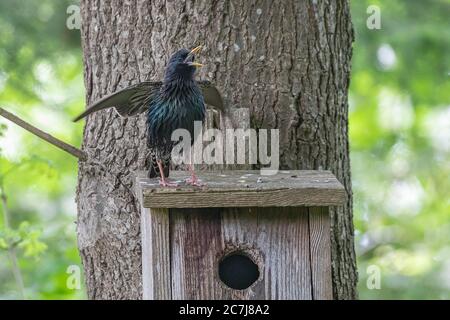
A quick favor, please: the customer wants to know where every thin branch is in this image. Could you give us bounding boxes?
[0,187,26,299]
[0,107,87,161]
[1,190,10,228]
[7,248,25,299]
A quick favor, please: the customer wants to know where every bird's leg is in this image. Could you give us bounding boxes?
[157,160,178,187]
[185,164,205,186]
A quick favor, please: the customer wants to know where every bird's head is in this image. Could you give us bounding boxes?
[164,46,203,82]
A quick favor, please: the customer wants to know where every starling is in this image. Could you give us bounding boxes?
[73,46,223,186]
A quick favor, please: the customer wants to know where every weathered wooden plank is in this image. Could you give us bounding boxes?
[308,207,333,300]
[141,207,171,300]
[145,189,343,208]
[219,207,260,300]
[137,170,346,208]
[170,208,223,299]
[259,207,312,299]
[221,207,312,299]
[169,207,312,300]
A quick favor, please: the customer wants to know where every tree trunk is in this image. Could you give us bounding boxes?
[77,0,357,299]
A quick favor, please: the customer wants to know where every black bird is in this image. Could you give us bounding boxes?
[73,46,223,186]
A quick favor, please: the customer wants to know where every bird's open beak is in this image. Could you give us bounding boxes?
[190,45,202,56]
[185,45,203,68]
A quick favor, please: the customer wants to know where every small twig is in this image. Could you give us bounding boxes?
[0,107,87,161]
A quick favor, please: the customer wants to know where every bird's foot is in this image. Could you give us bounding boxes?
[159,179,179,187]
[185,175,205,187]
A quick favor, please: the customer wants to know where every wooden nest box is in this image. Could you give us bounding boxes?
[135,170,346,300]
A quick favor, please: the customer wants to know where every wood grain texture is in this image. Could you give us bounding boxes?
[137,170,346,208]
[308,207,332,300]
[170,208,222,299]
[141,207,171,300]
[169,207,312,299]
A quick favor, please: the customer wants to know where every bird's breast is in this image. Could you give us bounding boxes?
[147,83,205,144]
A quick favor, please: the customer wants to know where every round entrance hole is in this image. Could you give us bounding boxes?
[218,252,260,290]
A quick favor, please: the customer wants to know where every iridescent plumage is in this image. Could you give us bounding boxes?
[147,49,206,180]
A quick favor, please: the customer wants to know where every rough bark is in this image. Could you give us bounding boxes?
[77,0,357,299]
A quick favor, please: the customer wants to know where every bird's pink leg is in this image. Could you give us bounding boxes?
[157,160,178,187]
[185,164,205,186]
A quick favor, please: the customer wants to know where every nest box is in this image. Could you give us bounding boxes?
[135,170,346,300]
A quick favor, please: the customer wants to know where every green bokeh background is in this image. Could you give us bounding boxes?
[0,0,449,299]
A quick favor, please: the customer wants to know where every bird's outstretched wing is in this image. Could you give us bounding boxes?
[73,80,224,122]
[72,81,162,122]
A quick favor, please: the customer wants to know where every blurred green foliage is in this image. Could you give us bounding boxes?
[0,221,47,258]
[351,0,450,299]
[0,0,448,299]
[0,0,85,299]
